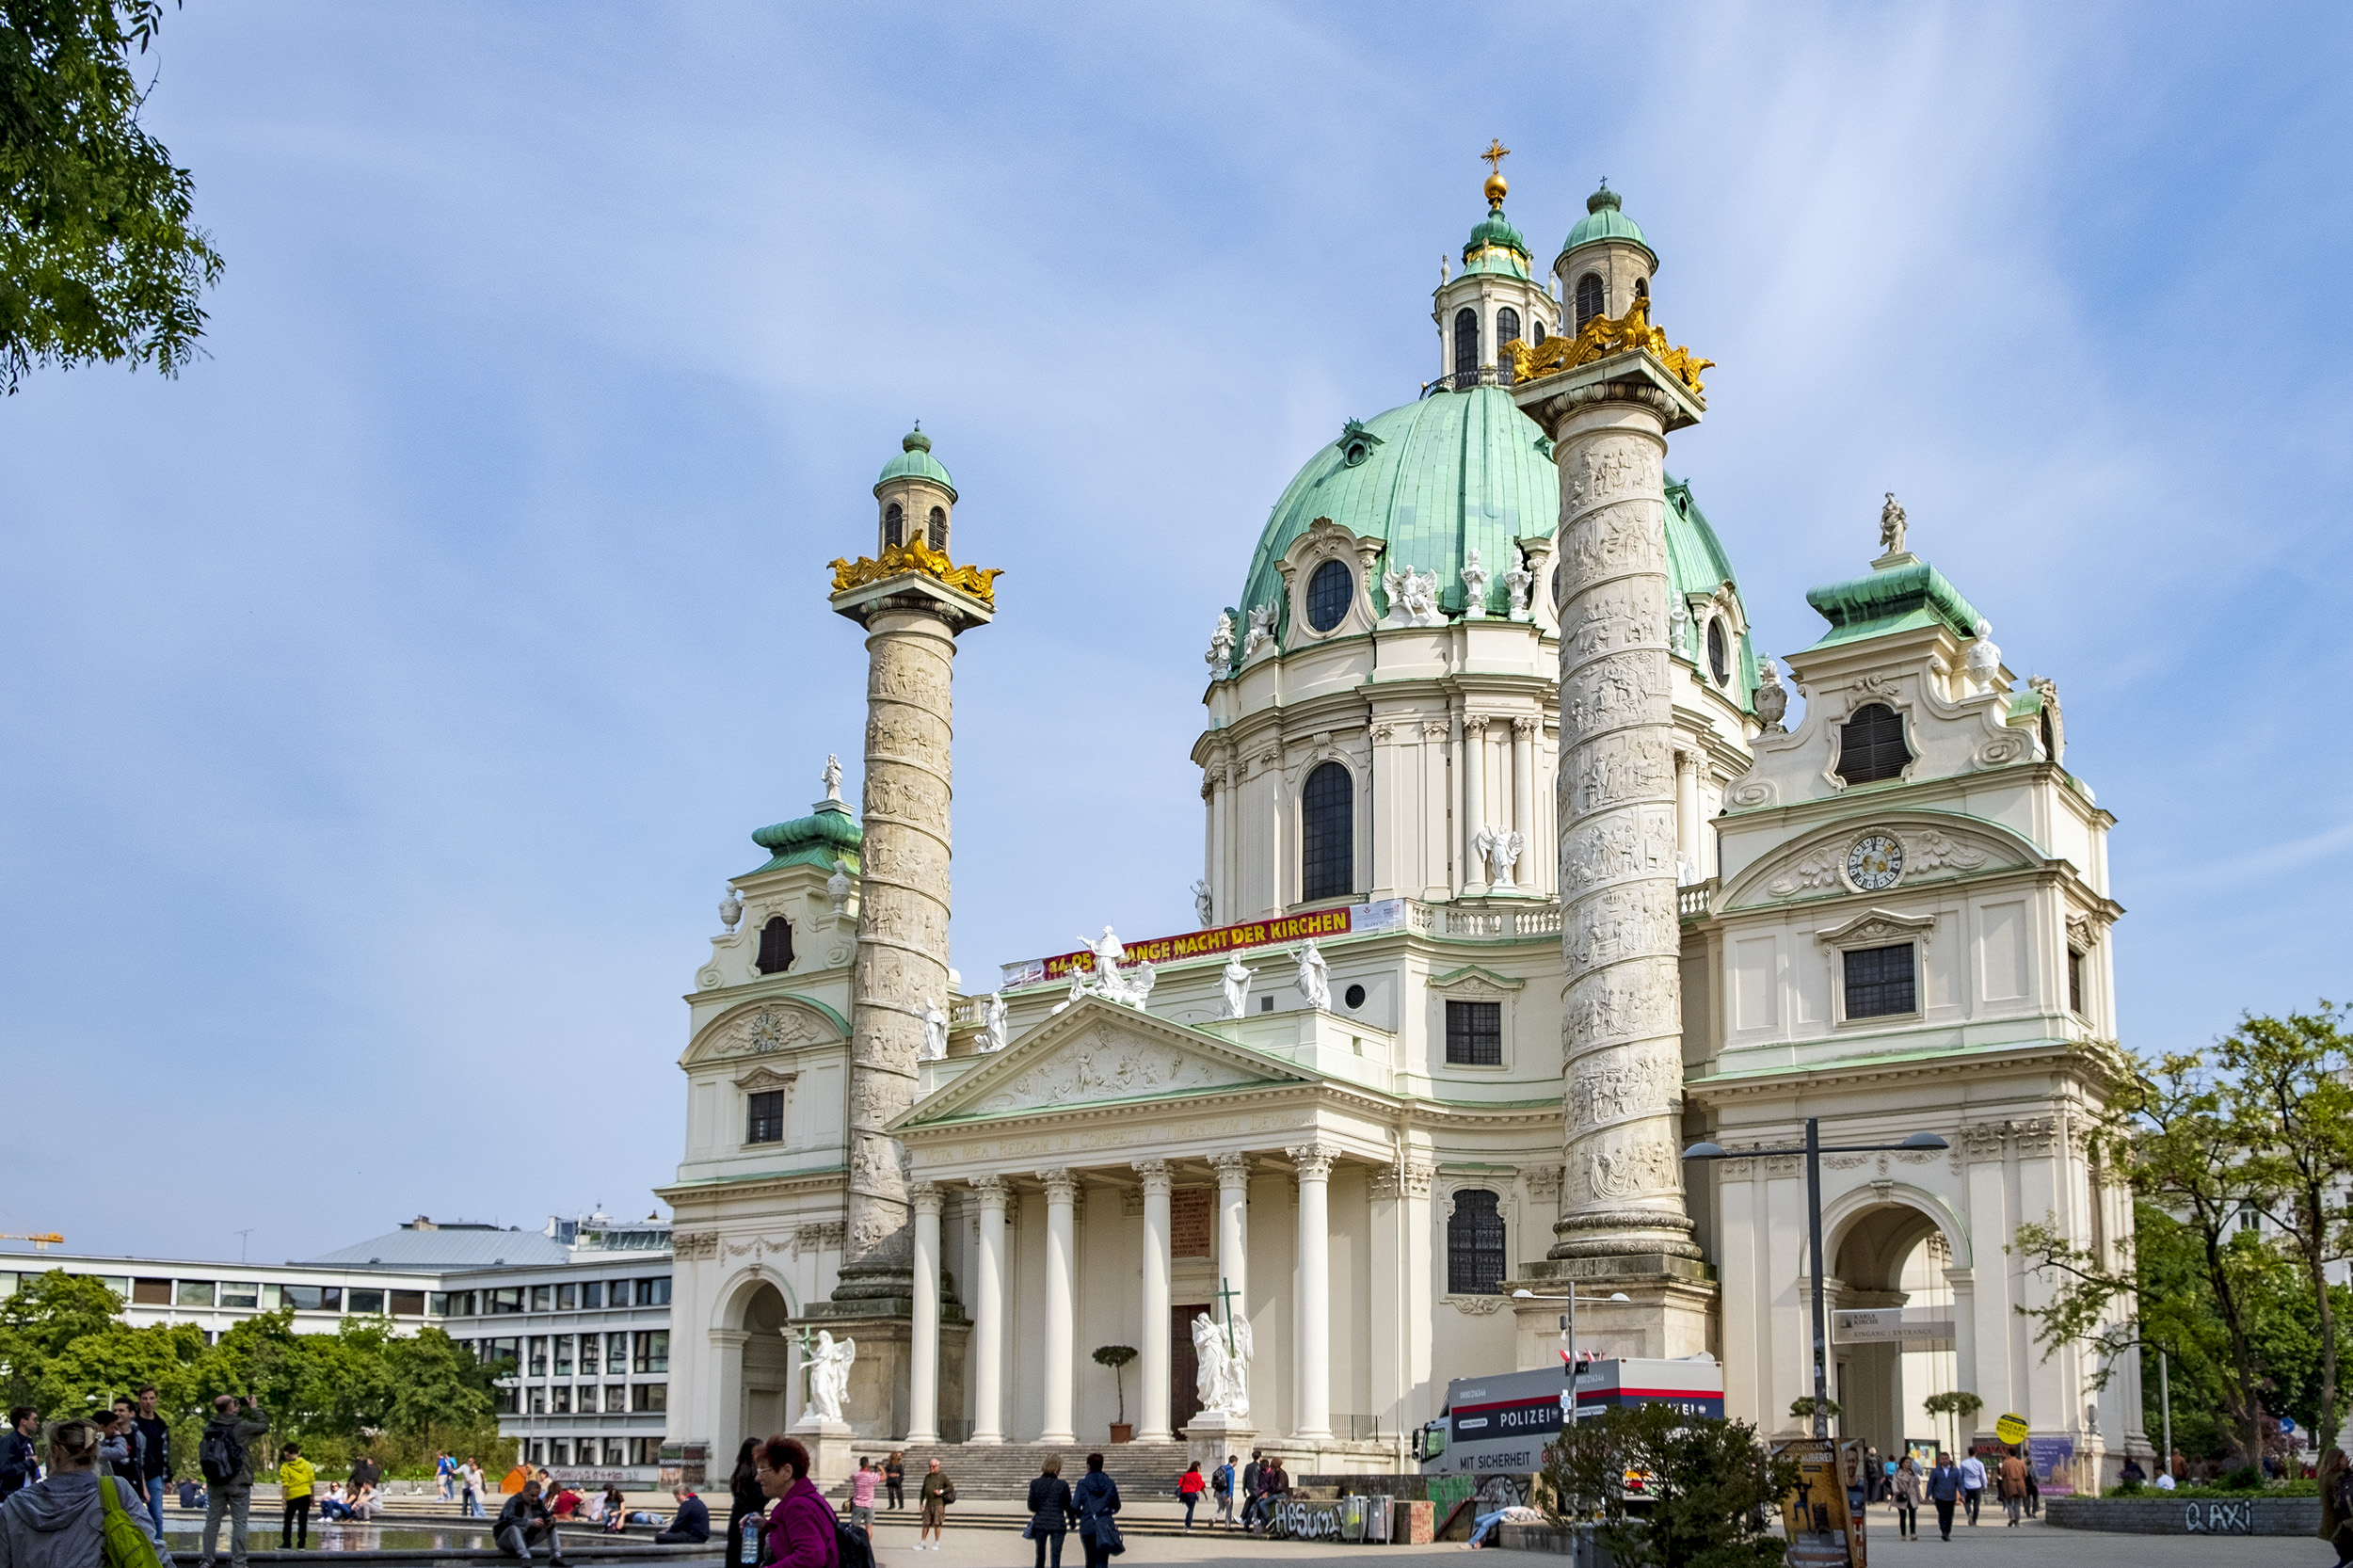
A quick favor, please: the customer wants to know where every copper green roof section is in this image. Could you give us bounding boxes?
[1461,204,1532,279]
[1235,386,1558,638]
[747,800,863,875]
[1665,477,1759,713]
[1561,183,1657,264]
[874,424,956,500]
[1803,559,1984,648]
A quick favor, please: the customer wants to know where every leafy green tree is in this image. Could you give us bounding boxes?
[1538,1401,1800,1568]
[0,0,224,392]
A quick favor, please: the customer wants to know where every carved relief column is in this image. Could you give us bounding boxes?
[1512,716,1537,891]
[1211,1153,1251,1324]
[1289,1144,1338,1439]
[1463,715,1490,893]
[1039,1169,1080,1445]
[1514,353,1705,1272]
[1135,1160,1175,1440]
[969,1176,1008,1444]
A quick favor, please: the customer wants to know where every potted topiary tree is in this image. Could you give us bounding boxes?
[1093,1345,1139,1443]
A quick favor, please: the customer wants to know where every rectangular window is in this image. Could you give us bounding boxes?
[631,1437,663,1465]
[2067,948,2086,1016]
[429,1292,450,1316]
[390,1289,424,1317]
[278,1285,340,1313]
[176,1280,215,1307]
[551,1384,571,1415]
[348,1288,386,1315]
[493,1386,518,1416]
[603,1440,626,1468]
[609,1280,631,1308]
[218,1282,260,1309]
[1842,943,1917,1018]
[636,1277,672,1307]
[531,1286,552,1312]
[491,1336,520,1370]
[528,1440,546,1465]
[557,1284,578,1311]
[581,1282,602,1310]
[528,1336,549,1376]
[85,1275,130,1299]
[605,1385,626,1416]
[2237,1202,2261,1234]
[633,1331,669,1373]
[1445,1000,1502,1065]
[528,1386,547,1416]
[554,1336,573,1376]
[549,1440,570,1466]
[579,1336,600,1376]
[607,1332,631,1369]
[632,1384,667,1414]
[491,1288,524,1315]
[746,1090,786,1144]
[132,1278,171,1306]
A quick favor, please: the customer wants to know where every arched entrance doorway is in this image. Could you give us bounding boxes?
[1830,1203,1959,1464]
[740,1283,794,1448]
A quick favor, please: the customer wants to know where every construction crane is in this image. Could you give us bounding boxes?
[0,1233,64,1251]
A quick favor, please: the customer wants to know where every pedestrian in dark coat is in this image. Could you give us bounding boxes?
[1072,1454,1120,1568]
[1024,1459,1074,1568]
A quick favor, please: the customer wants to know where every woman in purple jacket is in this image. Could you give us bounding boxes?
[757,1437,839,1568]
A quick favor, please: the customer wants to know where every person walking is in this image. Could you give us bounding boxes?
[460,1459,485,1519]
[847,1460,877,1533]
[1958,1448,1986,1526]
[884,1452,904,1512]
[1210,1455,1235,1528]
[723,1439,763,1564]
[1238,1451,1263,1534]
[1891,1453,1922,1541]
[756,1436,840,1568]
[653,1485,708,1544]
[1,1409,40,1501]
[1926,1451,1961,1542]
[196,1393,268,1568]
[436,1452,456,1504]
[1023,1457,1073,1568]
[1176,1461,1204,1529]
[278,1446,315,1549]
[0,1416,172,1568]
[2024,1451,2041,1516]
[1072,1453,1120,1568]
[495,1480,565,1566]
[134,1388,171,1532]
[916,1458,950,1551]
[1997,1446,2026,1526]
[1862,1446,1881,1504]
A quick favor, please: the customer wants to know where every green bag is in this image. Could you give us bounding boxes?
[98,1476,163,1568]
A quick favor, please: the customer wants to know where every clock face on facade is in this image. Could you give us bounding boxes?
[1846,833,1904,890]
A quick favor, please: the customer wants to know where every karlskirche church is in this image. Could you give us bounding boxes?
[653,154,2145,1488]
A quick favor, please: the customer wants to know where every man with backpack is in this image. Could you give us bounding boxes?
[197,1393,269,1568]
[1210,1455,1236,1528]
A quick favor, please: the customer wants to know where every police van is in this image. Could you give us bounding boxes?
[1415,1355,1725,1476]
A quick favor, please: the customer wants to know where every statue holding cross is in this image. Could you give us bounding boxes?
[1189,1276,1255,1417]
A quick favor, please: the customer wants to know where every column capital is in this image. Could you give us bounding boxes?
[970,1175,1010,1208]
[1132,1159,1174,1194]
[1513,714,1538,736]
[1038,1168,1080,1203]
[1209,1152,1252,1188]
[1463,713,1492,736]
[911,1181,944,1216]
[1286,1143,1341,1180]
[1401,1161,1435,1197]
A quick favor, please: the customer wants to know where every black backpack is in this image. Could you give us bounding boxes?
[197,1424,245,1486]
[834,1519,873,1568]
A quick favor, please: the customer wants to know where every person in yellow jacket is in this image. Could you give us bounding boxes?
[279,1446,316,1549]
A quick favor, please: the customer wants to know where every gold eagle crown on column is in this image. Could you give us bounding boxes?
[1506,294,1713,396]
[828,536,1005,606]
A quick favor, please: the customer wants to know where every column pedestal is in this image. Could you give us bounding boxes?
[1182,1411,1258,1479]
[787,1416,857,1485]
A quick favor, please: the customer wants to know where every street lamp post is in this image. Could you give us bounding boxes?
[1510,1287,1630,1425]
[1681,1121,1950,1440]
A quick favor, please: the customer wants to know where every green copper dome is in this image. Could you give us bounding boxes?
[1561,182,1656,264]
[874,424,957,500]
[748,800,863,875]
[1665,478,1762,714]
[1462,203,1532,280]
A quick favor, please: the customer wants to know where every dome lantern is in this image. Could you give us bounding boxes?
[1556,178,1659,332]
[872,421,958,558]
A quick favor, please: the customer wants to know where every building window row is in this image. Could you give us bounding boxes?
[527,1437,664,1468]
[444,1277,671,1317]
[518,1382,667,1416]
[460,1330,666,1376]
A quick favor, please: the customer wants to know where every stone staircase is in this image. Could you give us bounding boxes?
[820,1440,1194,1506]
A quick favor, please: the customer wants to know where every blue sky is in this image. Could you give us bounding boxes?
[3,3,2347,1265]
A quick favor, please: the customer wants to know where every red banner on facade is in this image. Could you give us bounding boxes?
[1000,900,1404,989]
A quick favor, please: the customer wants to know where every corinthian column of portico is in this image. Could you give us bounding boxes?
[1516,363,1705,1272]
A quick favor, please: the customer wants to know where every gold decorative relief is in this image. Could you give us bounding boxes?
[1504,295,1712,395]
[828,536,1004,606]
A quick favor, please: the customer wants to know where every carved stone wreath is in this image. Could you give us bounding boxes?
[1445,1294,1510,1316]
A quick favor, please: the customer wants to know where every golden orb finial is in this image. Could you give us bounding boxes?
[1480,137,1511,207]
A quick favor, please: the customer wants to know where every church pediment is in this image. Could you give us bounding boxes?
[680,995,847,1066]
[896,997,1311,1127]
[1722,814,2032,911]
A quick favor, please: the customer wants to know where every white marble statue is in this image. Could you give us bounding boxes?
[804,1330,855,1424]
[981,991,1008,1052]
[1222,955,1257,1019]
[1241,604,1277,658]
[1193,878,1214,928]
[1880,492,1909,556]
[822,753,843,802]
[1502,556,1535,621]
[825,857,854,919]
[1293,939,1331,1011]
[1459,547,1489,618]
[1081,926,1125,978]
[1057,925,1156,1011]
[1205,611,1236,671]
[1190,1309,1256,1416]
[1669,599,1691,659]
[1475,824,1525,889]
[1381,566,1444,628]
[919,999,949,1062]
[1753,657,1789,732]
[719,887,743,933]
[1965,617,2001,695]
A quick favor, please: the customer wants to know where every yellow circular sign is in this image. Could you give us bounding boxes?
[1994,1414,2029,1446]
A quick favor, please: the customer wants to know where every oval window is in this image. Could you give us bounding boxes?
[1305,559,1354,632]
[1344,983,1367,1010]
[1706,618,1731,686]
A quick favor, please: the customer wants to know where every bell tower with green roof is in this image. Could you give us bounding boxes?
[1432,140,1563,391]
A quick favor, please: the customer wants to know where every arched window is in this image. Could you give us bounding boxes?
[927,506,947,552]
[1706,618,1731,686]
[1446,1190,1506,1295]
[756,916,794,974]
[883,503,904,549]
[1836,703,1911,785]
[1453,307,1479,384]
[1575,273,1605,329]
[1496,306,1521,349]
[1633,276,1648,300]
[1300,761,1354,902]
[1304,559,1353,632]
[1531,320,1547,346]
[2039,709,2057,762]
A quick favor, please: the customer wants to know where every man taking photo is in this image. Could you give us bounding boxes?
[199,1392,270,1568]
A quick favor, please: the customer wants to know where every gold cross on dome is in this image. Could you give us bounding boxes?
[1481,138,1512,175]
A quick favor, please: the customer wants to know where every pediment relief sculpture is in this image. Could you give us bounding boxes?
[687,999,837,1064]
[1744,822,2018,906]
[967,1022,1267,1115]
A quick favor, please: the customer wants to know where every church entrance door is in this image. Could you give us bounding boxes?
[1172,1304,1210,1434]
